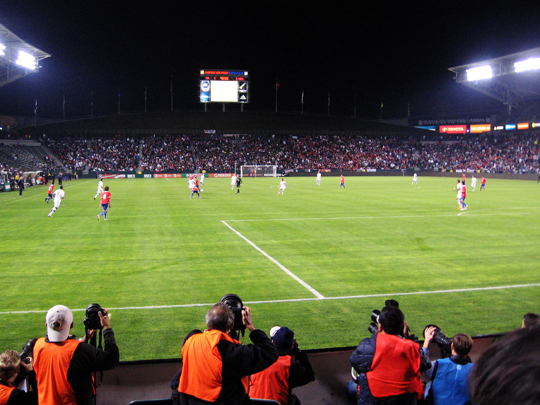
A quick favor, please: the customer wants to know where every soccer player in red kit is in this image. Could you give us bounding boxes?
[45,183,54,203]
[97,186,111,221]
[460,181,468,210]
[340,175,346,189]
[480,176,486,191]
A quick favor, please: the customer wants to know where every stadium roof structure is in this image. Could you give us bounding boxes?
[448,47,540,116]
[0,23,51,88]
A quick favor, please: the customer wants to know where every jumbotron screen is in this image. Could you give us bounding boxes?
[199,70,249,103]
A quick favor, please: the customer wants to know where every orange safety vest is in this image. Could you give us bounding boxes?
[367,333,423,399]
[179,330,249,402]
[0,383,16,405]
[249,355,291,405]
[34,337,81,405]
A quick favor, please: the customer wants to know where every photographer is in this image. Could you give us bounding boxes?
[350,305,430,405]
[0,350,37,405]
[174,302,278,405]
[249,326,315,405]
[422,327,473,405]
[33,305,119,405]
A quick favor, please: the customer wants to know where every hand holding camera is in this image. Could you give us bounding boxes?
[99,309,111,330]
[242,306,255,333]
[21,356,34,373]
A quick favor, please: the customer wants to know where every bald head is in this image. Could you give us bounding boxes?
[206,303,234,332]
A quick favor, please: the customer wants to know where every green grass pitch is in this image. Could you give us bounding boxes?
[1,175,539,361]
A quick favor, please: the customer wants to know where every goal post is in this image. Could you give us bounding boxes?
[240,165,278,178]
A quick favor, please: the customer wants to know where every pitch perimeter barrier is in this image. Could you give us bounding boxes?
[78,170,538,182]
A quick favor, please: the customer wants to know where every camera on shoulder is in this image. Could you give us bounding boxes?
[220,294,246,332]
[19,338,37,364]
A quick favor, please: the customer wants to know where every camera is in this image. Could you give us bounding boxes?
[424,324,453,357]
[19,338,37,364]
[368,309,381,334]
[83,303,107,330]
[220,294,246,332]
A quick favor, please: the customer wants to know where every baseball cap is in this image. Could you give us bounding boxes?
[272,327,295,349]
[269,326,281,338]
[46,305,73,342]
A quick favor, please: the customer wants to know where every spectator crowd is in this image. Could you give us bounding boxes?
[39,132,540,174]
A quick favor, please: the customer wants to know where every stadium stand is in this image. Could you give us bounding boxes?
[40,131,539,174]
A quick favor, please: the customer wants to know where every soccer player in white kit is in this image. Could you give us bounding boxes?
[231,174,237,190]
[199,174,204,192]
[94,178,104,200]
[454,179,462,209]
[316,170,322,185]
[471,175,477,191]
[277,178,287,195]
[412,173,418,185]
[48,186,65,217]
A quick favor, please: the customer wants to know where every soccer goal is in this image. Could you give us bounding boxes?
[240,165,278,177]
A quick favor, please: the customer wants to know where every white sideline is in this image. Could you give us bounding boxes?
[2,284,539,316]
[221,220,325,299]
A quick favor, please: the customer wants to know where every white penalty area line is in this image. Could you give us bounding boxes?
[2,283,539,315]
[221,220,325,299]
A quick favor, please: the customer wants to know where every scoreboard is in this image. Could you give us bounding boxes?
[199,70,249,103]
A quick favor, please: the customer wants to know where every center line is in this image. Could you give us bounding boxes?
[221,220,324,299]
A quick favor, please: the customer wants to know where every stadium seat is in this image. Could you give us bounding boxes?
[128,399,172,405]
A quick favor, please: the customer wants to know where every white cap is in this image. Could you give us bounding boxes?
[46,305,73,342]
[269,326,281,338]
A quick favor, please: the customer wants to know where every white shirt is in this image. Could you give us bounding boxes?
[53,189,65,201]
[97,181,104,192]
[456,183,462,199]
[279,180,287,189]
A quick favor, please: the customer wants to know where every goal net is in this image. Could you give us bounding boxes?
[240,165,278,178]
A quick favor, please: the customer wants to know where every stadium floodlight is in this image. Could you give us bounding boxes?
[15,50,37,70]
[466,65,493,81]
[514,58,540,73]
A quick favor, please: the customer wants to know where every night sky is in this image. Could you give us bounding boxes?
[1,1,539,120]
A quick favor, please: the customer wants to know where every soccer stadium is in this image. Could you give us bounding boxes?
[1,11,540,405]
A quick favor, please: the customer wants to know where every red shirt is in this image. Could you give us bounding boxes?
[101,191,111,204]
[461,185,467,198]
[367,334,423,398]
[48,184,54,194]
